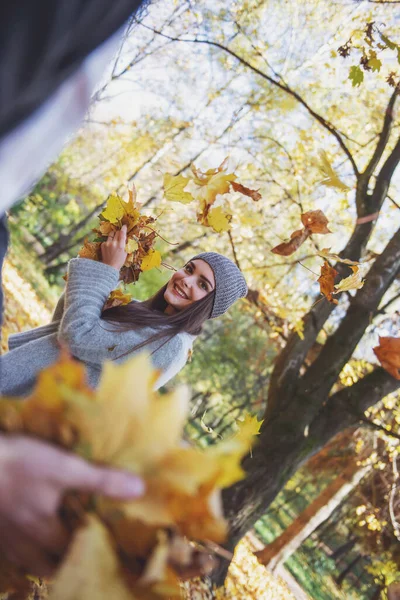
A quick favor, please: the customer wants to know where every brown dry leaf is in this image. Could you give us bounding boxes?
[99,221,117,236]
[231,181,261,202]
[271,228,310,256]
[318,261,339,304]
[301,209,331,234]
[78,239,102,261]
[373,337,400,380]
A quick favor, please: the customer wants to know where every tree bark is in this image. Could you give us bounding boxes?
[335,553,362,587]
[254,463,368,571]
[330,536,358,561]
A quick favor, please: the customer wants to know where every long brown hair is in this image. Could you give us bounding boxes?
[100,283,215,356]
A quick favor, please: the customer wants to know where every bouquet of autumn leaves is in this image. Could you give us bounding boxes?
[78,185,162,286]
[0,352,262,600]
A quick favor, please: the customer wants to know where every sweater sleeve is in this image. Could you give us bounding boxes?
[51,291,65,322]
[58,258,121,362]
[152,334,192,389]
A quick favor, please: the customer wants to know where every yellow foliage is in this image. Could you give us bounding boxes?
[164,159,260,233]
[206,206,232,232]
[101,194,126,224]
[141,250,162,271]
[163,174,193,204]
[0,353,262,599]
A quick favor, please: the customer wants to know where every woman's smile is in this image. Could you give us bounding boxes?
[164,259,215,314]
[172,283,189,300]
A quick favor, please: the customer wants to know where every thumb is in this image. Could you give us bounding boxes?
[53,452,145,499]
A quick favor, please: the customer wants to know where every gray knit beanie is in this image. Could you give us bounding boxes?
[190,252,248,318]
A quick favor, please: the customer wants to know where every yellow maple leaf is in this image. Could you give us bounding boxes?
[101,194,125,224]
[196,172,236,207]
[0,351,260,598]
[234,413,264,441]
[104,289,132,311]
[141,250,162,271]
[206,206,232,232]
[163,174,193,204]
[49,516,133,600]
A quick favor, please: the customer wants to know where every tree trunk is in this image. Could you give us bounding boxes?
[335,553,362,587]
[254,462,367,571]
[330,536,358,561]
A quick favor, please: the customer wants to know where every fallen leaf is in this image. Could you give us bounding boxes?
[373,337,400,380]
[101,194,125,224]
[231,181,261,202]
[301,209,331,234]
[99,221,117,236]
[271,228,310,256]
[104,289,133,311]
[78,240,101,261]
[318,248,360,266]
[163,174,193,204]
[195,171,236,207]
[141,250,162,271]
[49,516,133,600]
[206,206,232,232]
[234,413,263,441]
[318,261,339,304]
[318,151,350,191]
[0,351,262,599]
[125,238,139,254]
[334,265,365,294]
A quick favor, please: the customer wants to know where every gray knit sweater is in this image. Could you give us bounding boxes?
[0,258,195,396]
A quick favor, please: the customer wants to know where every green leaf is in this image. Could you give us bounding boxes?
[380,33,397,51]
[349,65,364,87]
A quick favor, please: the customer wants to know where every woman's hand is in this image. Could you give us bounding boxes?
[0,434,144,577]
[101,225,127,271]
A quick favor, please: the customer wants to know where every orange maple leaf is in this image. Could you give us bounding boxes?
[231,181,261,202]
[373,337,400,380]
[301,209,331,234]
[318,261,338,304]
[271,228,310,256]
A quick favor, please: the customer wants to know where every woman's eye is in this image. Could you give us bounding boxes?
[200,281,207,291]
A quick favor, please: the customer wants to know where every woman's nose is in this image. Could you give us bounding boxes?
[182,276,193,289]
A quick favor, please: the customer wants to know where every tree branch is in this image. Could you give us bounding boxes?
[298,224,400,403]
[363,87,399,184]
[310,368,400,446]
[137,22,360,178]
[368,133,400,215]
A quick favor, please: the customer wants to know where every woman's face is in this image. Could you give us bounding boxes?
[164,259,215,314]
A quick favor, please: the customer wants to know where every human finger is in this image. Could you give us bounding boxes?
[118,225,127,248]
[50,452,145,499]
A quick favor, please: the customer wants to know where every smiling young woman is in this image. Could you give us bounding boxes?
[1,226,247,396]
